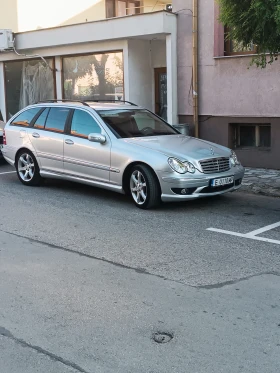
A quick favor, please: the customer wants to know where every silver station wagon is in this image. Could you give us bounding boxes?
[2,100,244,209]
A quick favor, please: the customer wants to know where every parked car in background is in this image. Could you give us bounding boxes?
[2,100,245,209]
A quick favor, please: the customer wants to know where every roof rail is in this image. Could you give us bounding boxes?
[35,99,90,107]
[86,100,137,106]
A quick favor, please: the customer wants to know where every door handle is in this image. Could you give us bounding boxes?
[65,139,74,145]
[32,132,40,138]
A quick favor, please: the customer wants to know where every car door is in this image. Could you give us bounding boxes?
[28,107,70,174]
[63,108,111,183]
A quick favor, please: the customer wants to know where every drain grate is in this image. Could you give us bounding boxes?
[153,332,173,344]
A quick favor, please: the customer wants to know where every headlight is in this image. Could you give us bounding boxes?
[230,151,240,166]
[168,158,195,174]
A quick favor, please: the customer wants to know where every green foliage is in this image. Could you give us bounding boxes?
[218,0,280,67]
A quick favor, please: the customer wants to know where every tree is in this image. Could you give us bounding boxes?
[63,56,93,97]
[218,0,280,68]
[91,54,109,99]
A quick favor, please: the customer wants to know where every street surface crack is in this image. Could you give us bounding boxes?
[0,327,90,373]
[1,229,279,290]
[0,228,175,283]
[196,271,280,289]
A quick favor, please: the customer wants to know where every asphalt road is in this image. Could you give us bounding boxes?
[0,161,279,372]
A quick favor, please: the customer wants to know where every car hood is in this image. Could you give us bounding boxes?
[125,135,230,161]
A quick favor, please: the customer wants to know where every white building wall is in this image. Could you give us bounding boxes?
[151,40,166,68]
[127,39,170,117]
[0,12,177,122]
[54,57,63,99]
[0,62,6,121]
[10,11,175,50]
[151,40,167,112]
[166,33,177,124]
[127,39,153,110]
[0,0,18,32]
[60,0,106,26]
[0,38,170,122]
[0,40,127,62]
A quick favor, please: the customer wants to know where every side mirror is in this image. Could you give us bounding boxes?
[88,133,106,144]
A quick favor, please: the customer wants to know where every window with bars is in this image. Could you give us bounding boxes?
[231,124,271,149]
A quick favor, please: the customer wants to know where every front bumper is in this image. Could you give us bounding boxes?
[159,166,245,202]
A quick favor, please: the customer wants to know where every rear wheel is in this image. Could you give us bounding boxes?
[16,150,42,186]
[129,165,160,209]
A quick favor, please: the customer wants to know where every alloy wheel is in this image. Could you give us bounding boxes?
[18,153,35,182]
[130,170,147,205]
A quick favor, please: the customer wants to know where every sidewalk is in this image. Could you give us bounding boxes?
[241,168,280,198]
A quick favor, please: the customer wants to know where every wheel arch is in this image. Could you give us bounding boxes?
[15,147,37,163]
[15,147,42,186]
[122,161,162,195]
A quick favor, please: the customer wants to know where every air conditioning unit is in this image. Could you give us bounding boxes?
[166,4,172,12]
[0,29,13,51]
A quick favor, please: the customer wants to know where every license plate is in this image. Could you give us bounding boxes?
[211,176,234,187]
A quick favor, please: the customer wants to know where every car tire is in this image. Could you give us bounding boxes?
[129,164,161,209]
[16,150,42,186]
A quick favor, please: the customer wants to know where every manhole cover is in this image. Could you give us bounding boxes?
[153,332,173,344]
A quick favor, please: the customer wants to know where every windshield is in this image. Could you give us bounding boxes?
[97,109,178,138]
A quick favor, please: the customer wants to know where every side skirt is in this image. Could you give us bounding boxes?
[40,170,125,194]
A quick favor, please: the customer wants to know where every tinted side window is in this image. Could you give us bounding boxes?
[71,110,101,138]
[11,108,41,127]
[33,108,50,129]
[45,108,70,133]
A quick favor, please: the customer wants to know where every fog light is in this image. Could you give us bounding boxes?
[171,188,196,195]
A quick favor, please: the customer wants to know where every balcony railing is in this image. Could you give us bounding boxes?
[106,1,172,19]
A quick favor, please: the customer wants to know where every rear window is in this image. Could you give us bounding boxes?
[11,108,41,127]
[44,108,70,133]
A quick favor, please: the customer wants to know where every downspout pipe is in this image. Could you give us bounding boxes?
[193,0,199,137]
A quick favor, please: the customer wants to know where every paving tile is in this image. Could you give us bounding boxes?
[242,168,280,198]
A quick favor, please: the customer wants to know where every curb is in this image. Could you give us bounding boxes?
[240,184,280,198]
[239,168,280,198]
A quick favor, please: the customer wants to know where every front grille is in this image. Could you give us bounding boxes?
[199,157,230,174]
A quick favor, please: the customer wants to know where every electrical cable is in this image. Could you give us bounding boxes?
[12,39,56,72]
[174,8,193,15]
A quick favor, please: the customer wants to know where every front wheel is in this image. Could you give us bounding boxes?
[16,150,42,186]
[129,165,161,209]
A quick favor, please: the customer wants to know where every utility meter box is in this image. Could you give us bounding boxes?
[0,30,13,51]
